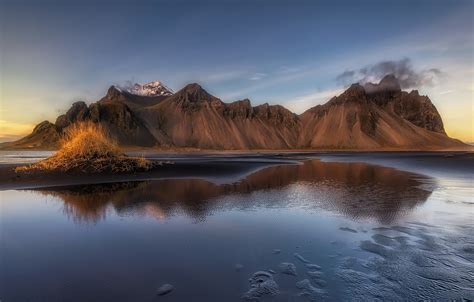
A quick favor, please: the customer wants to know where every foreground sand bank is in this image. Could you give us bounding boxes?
[0,154,303,190]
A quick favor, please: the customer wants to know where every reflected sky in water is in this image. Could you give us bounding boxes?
[1,158,472,301]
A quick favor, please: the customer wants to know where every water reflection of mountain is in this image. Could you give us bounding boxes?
[35,160,433,224]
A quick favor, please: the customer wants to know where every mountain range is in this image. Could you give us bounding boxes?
[3,75,466,150]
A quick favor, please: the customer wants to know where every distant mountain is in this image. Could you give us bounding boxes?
[2,76,467,150]
[123,81,174,97]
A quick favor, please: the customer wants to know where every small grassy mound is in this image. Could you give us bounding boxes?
[16,122,152,174]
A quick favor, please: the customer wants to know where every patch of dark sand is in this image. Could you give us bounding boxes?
[293,252,310,264]
[335,268,398,300]
[306,271,324,279]
[462,245,474,254]
[371,234,399,247]
[306,271,327,287]
[407,221,437,228]
[295,279,327,300]
[278,262,297,276]
[372,227,392,232]
[338,256,362,270]
[305,264,321,270]
[394,235,410,246]
[156,283,174,296]
[391,225,420,236]
[339,227,358,233]
[360,240,396,259]
[390,225,443,251]
[242,271,279,300]
[410,253,437,268]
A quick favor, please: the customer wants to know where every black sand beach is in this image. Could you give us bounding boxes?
[1,151,472,190]
[1,151,473,301]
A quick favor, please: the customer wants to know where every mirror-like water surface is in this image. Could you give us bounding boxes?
[1,157,473,301]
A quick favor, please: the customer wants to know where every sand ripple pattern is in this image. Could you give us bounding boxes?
[336,223,474,301]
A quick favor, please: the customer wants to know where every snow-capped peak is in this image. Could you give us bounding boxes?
[126,81,174,96]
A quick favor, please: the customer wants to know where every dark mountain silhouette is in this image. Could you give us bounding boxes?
[2,75,466,150]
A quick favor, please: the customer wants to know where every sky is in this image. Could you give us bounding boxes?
[1,0,473,142]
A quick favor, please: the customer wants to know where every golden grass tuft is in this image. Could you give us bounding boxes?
[16,122,152,174]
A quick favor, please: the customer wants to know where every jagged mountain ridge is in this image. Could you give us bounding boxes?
[298,77,450,149]
[123,81,174,97]
[137,83,300,149]
[3,76,466,150]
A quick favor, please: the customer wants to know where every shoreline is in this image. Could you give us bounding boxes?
[0,154,304,191]
[1,151,472,191]
[1,146,473,153]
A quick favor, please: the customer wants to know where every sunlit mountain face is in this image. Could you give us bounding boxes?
[2,76,467,150]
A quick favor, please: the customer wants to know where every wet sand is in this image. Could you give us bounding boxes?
[1,152,472,301]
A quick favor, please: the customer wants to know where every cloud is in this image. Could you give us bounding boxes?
[336,58,445,89]
[281,88,344,114]
[115,80,136,90]
[335,70,356,84]
[249,73,267,81]
[439,89,454,95]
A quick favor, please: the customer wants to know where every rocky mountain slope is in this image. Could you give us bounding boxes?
[137,83,300,149]
[3,76,466,150]
[298,75,455,149]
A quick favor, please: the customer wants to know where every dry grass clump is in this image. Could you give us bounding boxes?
[16,122,152,174]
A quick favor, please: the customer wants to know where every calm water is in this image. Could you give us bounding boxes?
[0,150,53,164]
[1,156,473,301]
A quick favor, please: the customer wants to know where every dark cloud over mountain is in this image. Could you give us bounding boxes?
[336,58,445,89]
